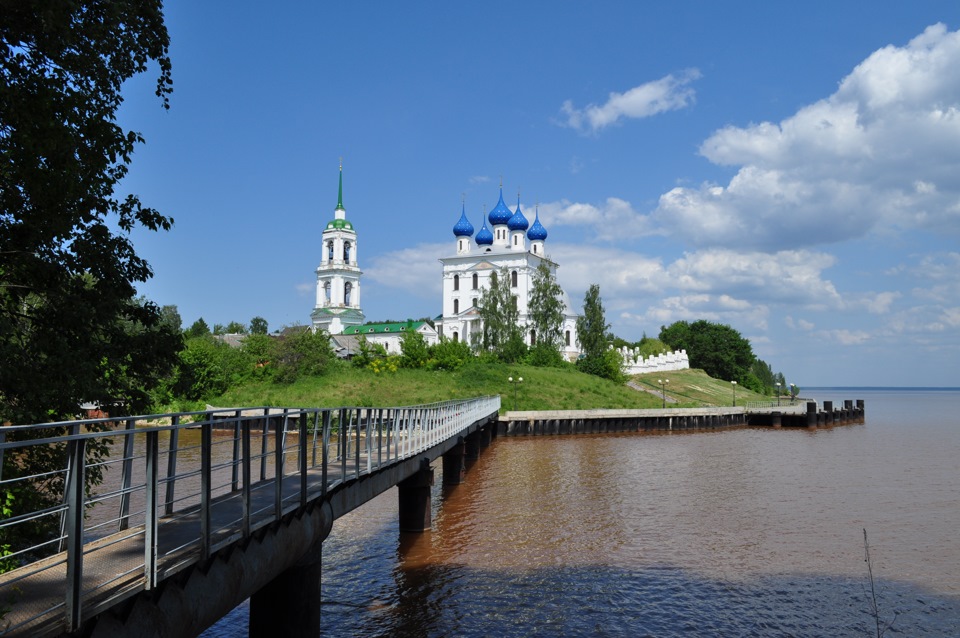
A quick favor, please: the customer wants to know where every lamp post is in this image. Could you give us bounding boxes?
[508,376,523,411]
[731,380,737,407]
[658,378,669,409]
[789,383,796,403]
[775,382,781,407]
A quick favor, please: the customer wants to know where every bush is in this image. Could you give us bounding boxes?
[399,330,430,369]
[427,338,472,371]
[273,329,333,383]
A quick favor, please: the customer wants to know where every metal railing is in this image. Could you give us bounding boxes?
[0,396,499,636]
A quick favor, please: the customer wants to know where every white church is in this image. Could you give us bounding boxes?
[434,186,581,360]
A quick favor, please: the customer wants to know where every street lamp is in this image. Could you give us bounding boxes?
[731,380,737,407]
[789,383,796,403]
[658,378,669,409]
[775,382,781,407]
[508,376,523,411]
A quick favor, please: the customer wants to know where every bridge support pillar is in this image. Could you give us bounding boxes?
[250,538,323,638]
[398,460,434,532]
[465,430,481,459]
[479,424,492,447]
[442,438,466,486]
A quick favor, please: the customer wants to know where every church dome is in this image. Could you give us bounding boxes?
[326,218,354,231]
[527,210,547,241]
[452,204,474,237]
[475,220,494,245]
[507,197,529,231]
[488,188,513,226]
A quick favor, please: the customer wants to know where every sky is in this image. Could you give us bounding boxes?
[118,2,960,387]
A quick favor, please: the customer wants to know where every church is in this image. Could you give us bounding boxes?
[310,166,579,359]
[435,185,581,360]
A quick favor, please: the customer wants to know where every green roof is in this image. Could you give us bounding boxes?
[343,321,429,335]
[325,219,354,230]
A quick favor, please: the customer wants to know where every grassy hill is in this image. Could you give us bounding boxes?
[209,363,770,411]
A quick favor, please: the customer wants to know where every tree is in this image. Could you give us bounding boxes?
[399,329,429,369]
[576,284,622,381]
[273,329,334,383]
[224,321,247,335]
[185,317,211,339]
[659,319,756,382]
[250,316,269,335]
[473,268,525,362]
[527,262,565,366]
[1,0,174,424]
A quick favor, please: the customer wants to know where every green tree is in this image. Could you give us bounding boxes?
[659,319,756,382]
[527,262,566,366]
[576,284,623,381]
[0,0,174,424]
[399,330,429,369]
[185,317,210,338]
[473,268,525,362]
[273,329,333,383]
[426,337,472,371]
[250,316,269,335]
[224,320,247,334]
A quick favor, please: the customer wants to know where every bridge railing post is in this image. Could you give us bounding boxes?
[242,416,252,538]
[338,408,347,482]
[353,409,361,480]
[64,434,86,632]
[275,409,288,521]
[322,410,331,496]
[164,415,180,516]
[145,429,159,590]
[299,411,308,508]
[260,407,270,481]
[231,410,242,492]
[200,420,212,561]
[118,416,137,532]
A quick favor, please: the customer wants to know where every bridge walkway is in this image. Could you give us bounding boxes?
[0,397,500,637]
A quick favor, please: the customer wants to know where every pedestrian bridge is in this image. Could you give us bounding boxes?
[0,396,500,638]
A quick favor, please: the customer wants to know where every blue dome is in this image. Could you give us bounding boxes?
[488,188,513,226]
[476,220,494,245]
[507,196,529,231]
[527,210,548,241]
[452,204,474,237]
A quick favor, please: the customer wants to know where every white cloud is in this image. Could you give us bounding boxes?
[469,175,490,184]
[655,24,960,250]
[365,243,447,299]
[540,197,655,241]
[560,69,701,134]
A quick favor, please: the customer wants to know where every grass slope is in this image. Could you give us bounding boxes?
[210,363,770,411]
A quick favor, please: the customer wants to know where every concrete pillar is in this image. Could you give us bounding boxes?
[465,430,481,458]
[479,424,492,447]
[250,541,322,638]
[398,461,434,532]
[442,438,465,486]
[772,411,782,428]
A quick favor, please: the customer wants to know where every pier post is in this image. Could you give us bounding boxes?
[442,437,466,486]
[398,460,435,532]
[806,402,818,428]
[772,411,781,428]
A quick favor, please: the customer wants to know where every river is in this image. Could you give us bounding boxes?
[202,389,960,636]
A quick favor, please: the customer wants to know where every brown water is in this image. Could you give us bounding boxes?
[204,389,960,637]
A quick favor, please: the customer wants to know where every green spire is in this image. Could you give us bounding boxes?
[336,159,345,211]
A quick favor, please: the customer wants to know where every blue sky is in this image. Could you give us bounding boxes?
[119,2,960,387]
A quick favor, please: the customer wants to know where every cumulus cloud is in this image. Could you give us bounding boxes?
[365,243,447,299]
[540,197,655,241]
[655,24,960,250]
[560,69,701,134]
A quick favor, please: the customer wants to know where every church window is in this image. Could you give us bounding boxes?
[511,270,518,287]
[344,241,352,263]
[327,241,333,261]
[472,298,477,307]
[323,282,331,303]
[532,245,539,254]
[454,299,459,314]
[472,273,478,289]
[453,275,459,291]
[344,282,352,305]
[453,331,459,343]
[565,330,571,346]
